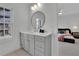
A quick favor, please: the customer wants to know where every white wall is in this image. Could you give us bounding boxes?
[58,4,79,32]
[58,13,79,32]
[0,3,30,55]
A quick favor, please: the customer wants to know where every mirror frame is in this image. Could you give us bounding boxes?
[31,11,45,29]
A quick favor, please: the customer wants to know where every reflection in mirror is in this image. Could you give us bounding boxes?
[57,4,79,56]
[31,11,45,32]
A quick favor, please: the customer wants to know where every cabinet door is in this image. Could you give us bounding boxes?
[23,34,29,52]
[29,35,34,55]
[20,33,25,48]
[21,33,34,55]
[35,36,45,56]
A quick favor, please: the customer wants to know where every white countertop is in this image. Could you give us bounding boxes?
[20,31,53,37]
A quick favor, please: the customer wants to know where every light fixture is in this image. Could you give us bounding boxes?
[31,6,35,11]
[73,26,78,29]
[34,4,38,9]
[31,3,42,11]
[58,12,62,15]
[37,3,41,7]
[31,4,38,11]
[58,9,63,15]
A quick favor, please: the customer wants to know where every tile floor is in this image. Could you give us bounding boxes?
[5,48,31,56]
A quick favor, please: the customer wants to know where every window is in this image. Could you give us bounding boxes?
[0,7,11,36]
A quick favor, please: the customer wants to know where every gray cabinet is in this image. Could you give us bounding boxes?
[28,35,34,55]
[20,32,52,56]
[20,33,29,52]
[35,36,45,56]
[24,36,29,52]
[35,36,51,56]
[20,33,34,55]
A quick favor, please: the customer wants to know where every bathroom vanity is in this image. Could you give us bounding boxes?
[20,31,52,56]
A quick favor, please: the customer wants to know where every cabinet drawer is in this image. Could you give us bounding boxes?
[35,49,44,56]
[24,34,29,39]
[35,46,44,53]
[35,41,44,49]
[21,33,28,39]
[35,36,45,42]
[28,35,34,39]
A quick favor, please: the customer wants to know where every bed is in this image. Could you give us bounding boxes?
[57,28,79,56]
[57,28,75,43]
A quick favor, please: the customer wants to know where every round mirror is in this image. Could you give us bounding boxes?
[31,11,45,32]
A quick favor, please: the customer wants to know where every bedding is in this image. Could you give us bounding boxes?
[57,34,75,43]
[58,34,74,40]
[57,28,75,43]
